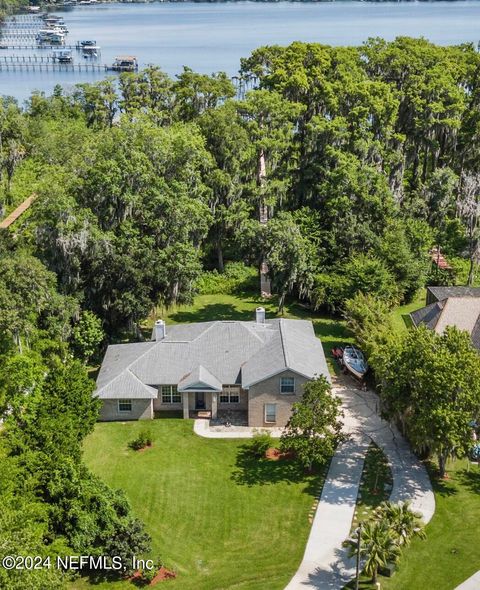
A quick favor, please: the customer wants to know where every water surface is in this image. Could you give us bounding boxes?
[1,1,480,103]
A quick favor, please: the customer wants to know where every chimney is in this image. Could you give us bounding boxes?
[154,319,166,341]
[255,306,266,325]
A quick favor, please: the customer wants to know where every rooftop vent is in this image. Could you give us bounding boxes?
[255,306,266,325]
[154,319,166,341]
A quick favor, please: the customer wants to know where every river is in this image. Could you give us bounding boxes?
[1,1,480,103]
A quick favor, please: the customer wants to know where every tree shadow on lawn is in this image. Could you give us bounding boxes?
[456,467,480,495]
[231,444,321,497]
[426,461,459,498]
[170,303,257,323]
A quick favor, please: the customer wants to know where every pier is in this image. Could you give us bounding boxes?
[0,60,107,72]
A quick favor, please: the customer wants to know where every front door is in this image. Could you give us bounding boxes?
[195,392,206,410]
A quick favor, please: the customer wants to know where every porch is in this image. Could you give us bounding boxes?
[189,409,248,426]
[182,390,219,419]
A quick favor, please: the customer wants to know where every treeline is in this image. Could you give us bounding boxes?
[1,37,480,587]
[2,38,480,336]
[1,36,480,586]
[0,244,153,589]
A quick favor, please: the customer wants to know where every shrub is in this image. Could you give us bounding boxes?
[196,262,257,295]
[246,432,273,458]
[129,430,153,451]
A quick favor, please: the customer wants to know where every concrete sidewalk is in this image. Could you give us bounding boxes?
[455,571,480,590]
[285,433,370,590]
[193,418,283,439]
[285,378,435,590]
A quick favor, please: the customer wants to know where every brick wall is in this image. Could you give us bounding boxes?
[247,370,307,427]
[99,399,153,421]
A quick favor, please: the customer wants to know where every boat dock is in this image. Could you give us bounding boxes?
[0,60,108,72]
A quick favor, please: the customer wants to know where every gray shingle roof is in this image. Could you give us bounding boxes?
[410,297,480,351]
[95,369,158,399]
[178,365,223,392]
[427,286,480,302]
[242,319,329,387]
[96,318,330,398]
[410,301,444,330]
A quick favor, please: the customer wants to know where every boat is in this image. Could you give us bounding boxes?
[108,55,138,72]
[52,49,73,63]
[342,345,369,381]
[37,29,66,44]
[77,40,101,53]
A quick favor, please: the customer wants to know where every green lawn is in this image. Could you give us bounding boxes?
[347,458,480,590]
[389,289,426,334]
[76,419,324,590]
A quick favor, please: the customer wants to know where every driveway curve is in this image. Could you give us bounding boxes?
[285,377,435,590]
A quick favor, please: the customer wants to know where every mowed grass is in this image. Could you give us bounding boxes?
[389,289,426,334]
[347,458,480,590]
[382,459,480,590]
[76,419,323,590]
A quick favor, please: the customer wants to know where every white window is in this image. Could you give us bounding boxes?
[118,399,132,412]
[265,403,277,423]
[161,385,181,404]
[220,385,240,404]
[280,377,295,394]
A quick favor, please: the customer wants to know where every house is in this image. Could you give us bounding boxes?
[410,286,480,350]
[94,308,330,427]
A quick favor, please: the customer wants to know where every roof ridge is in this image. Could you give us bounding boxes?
[239,321,266,344]
[279,319,289,369]
[127,368,156,393]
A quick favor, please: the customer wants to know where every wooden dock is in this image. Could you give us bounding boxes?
[0,194,36,229]
[0,44,79,50]
[0,61,107,71]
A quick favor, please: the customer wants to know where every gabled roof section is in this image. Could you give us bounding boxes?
[427,286,480,303]
[410,300,445,330]
[95,369,157,399]
[96,341,156,390]
[177,365,222,392]
[410,297,480,351]
[242,319,330,387]
[434,297,480,335]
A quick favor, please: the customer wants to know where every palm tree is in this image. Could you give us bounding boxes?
[348,521,401,585]
[374,500,426,546]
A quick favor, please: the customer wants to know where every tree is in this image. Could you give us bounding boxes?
[348,520,401,585]
[371,326,480,477]
[343,293,395,357]
[260,212,317,313]
[457,172,480,286]
[373,501,426,547]
[280,376,343,471]
[71,311,104,363]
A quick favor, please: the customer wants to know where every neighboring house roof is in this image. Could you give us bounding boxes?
[410,296,480,350]
[427,286,480,303]
[429,247,452,270]
[95,318,330,399]
[410,300,446,330]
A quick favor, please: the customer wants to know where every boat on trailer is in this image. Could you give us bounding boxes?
[342,345,369,381]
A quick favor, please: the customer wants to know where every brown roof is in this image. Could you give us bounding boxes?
[430,247,452,270]
[0,194,36,229]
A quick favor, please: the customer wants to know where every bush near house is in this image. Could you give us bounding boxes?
[246,432,273,458]
[129,430,153,451]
